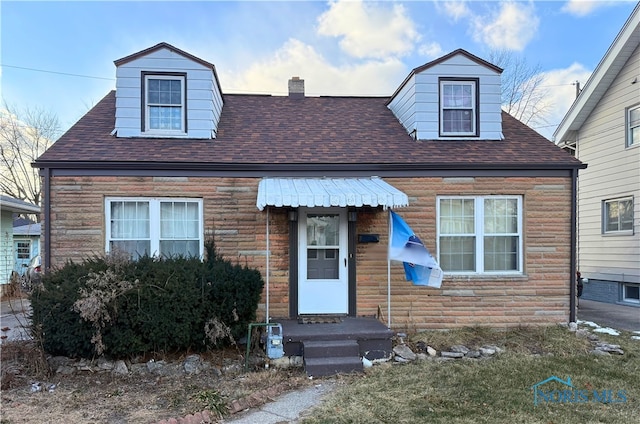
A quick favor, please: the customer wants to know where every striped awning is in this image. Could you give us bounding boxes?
[256,177,409,211]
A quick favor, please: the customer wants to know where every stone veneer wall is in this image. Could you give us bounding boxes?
[46,175,572,330]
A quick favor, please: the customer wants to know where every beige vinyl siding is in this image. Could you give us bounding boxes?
[114,47,223,138]
[576,42,640,284]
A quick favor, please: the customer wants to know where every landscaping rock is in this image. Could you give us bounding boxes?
[450,345,470,354]
[56,365,75,375]
[183,355,203,374]
[416,353,429,361]
[594,343,624,355]
[393,344,417,361]
[440,351,464,359]
[575,329,590,338]
[426,346,437,357]
[112,360,128,375]
[97,358,114,371]
[465,350,481,358]
[479,347,496,356]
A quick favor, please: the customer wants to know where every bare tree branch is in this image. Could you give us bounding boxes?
[489,50,552,131]
[0,101,61,207]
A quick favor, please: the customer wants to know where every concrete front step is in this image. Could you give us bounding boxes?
[303,339,360,359]
[304,356,364,377]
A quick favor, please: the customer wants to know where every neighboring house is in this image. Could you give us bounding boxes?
[0,195,40,293]
[34,43,584,330]
[13,222,41,276]
[555,4,640,308]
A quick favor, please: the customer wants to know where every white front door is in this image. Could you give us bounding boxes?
[298,208,348,314]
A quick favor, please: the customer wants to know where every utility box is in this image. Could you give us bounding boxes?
[266,324,284,359]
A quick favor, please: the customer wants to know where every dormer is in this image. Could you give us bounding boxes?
[387,49,503,141]
[113,43,223,139]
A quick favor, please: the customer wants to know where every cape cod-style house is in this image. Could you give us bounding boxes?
[35,43,584,335]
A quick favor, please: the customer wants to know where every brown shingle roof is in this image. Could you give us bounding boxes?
[36,90,582,170]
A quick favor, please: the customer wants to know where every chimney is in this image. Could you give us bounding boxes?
[288,76,305,99]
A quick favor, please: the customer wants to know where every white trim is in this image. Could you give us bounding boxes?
[626,104,640,148]
[104,197,204,258]
[623,283,640,303]
[602,196,634,234]
[144,74,186,134]
[297,207,348,315]
[436,195,523,274]
[439,80,477,136]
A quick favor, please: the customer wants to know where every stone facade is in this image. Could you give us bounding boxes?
[46,174,572,330]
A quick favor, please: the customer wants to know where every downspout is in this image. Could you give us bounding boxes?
[569,167,578,323]
[42,167,51,272]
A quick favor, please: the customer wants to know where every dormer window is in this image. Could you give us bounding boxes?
[142,73,186,133]
[439,78,479,137]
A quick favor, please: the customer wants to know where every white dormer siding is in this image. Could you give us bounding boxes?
[388,51,503,140]
[114,46,223,139]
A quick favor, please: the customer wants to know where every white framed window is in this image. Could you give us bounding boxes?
[440,79,478,137]
[437,196,523,273]
[603,197,633,234]
[627,105,640,148]
[105,197,203,259]
[144,74,186,133]
[623,284,639,303]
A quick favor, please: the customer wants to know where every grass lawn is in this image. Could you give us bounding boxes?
[303,325,639,424]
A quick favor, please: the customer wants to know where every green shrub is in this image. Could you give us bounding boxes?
[30,240,264,358]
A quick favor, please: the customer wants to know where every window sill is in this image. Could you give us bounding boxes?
[445,273,528,281]
[140,131,189,138]
[602,231,635,237]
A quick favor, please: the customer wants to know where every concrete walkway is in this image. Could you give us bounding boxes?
[222,381,337,424]
[0,298,32,344]
[577,299,640,332]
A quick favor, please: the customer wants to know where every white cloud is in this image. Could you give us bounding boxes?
[316,0,421,59]
[561,0,618,17]
[471,1,539,51]
[439,1,472,22]
[536,63,592,140]
[418,42,444,59]
[220,39,406,97]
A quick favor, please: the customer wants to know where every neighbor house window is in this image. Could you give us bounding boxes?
[438,196,522,273]
[16,241,31,259]
[106,198,202,259]
[603,197,633,233]
[623,284,639,303]
[440,78,478,137]
[627,105,640,147]
[144,74,186,133]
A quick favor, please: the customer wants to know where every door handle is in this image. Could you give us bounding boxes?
[344,258,347,267]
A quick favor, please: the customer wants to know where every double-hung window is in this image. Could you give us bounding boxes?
[440,78,478,137]
[603,197,633,233]
[627,105,640,148]
[438,196,523,273]
[106,198,203,259]
[144,74,186,133]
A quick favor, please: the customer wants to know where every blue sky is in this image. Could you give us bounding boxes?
[1,0,637,140]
